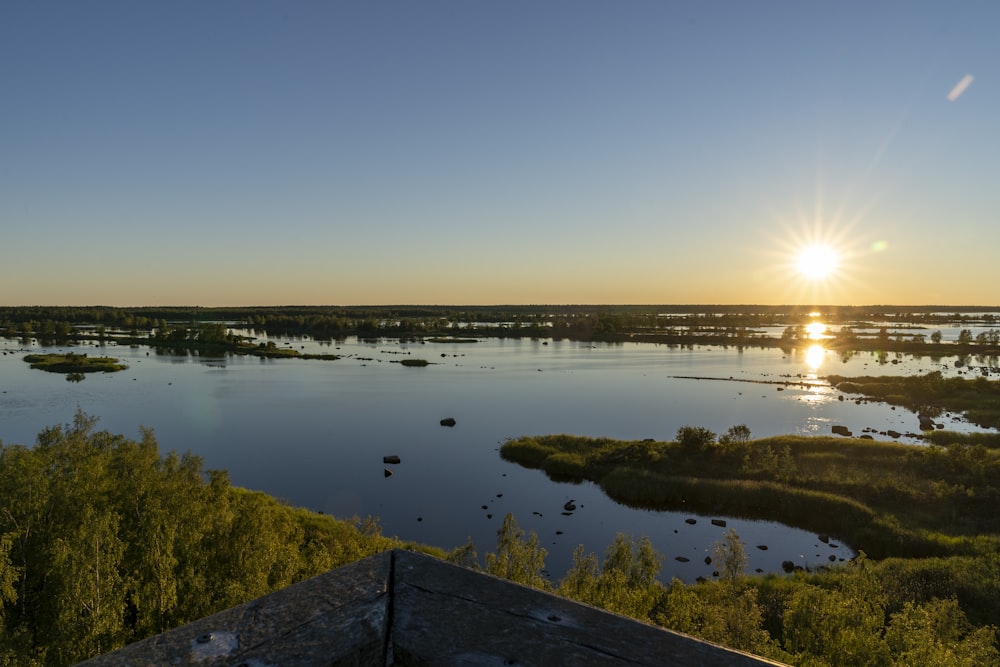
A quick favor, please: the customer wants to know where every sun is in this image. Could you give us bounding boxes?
[795,244,840,281]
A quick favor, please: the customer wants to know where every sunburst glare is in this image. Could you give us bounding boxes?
[796,245,839,280]
[758,206,873,303]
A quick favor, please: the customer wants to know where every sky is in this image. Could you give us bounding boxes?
[2,1,997,307]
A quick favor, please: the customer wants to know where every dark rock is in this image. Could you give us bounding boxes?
[818,534,829,543]
[563,500,576,512]
[829,554,837,562]
[831,425,852,437]
[685,518,697,525]
[383,455,401,465]
[675,556,690,563]
[711,519,727,527]
[440,417,457,427]
[704,556,712,565]
[918,414,935,430]
[887,430,901,439]
[782,561,795,573]
[756,545,768,551]
[384,468,393,477]
[860,434,874,440]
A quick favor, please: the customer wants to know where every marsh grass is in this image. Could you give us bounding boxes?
[828,371,1000,429]
[23,352,128,374]
[500,432,1000,560]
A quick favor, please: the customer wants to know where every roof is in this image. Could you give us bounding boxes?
[77,549,786,666]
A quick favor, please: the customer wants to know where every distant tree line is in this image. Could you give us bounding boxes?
[3,306,1000,354]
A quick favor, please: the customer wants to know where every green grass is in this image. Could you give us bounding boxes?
[501,432,1000,559]
[828,371,1000,430]
[24,352,128,374]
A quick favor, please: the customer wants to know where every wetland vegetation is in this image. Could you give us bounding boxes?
[498,425,1000,665]
[4,305,1000,664]
[3,304,1000,358]
[23,353,128,375]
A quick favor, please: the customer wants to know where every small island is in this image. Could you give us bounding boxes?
[24,352,129,375]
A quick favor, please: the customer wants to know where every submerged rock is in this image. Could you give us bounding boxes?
[383,455,401,464]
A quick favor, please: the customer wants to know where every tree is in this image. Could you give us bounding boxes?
[676,426,716,453]
[719,424,751,447]
[885,598,999,666]
[485,514,548,589]
[931,330,943,344]
[958,329,973,344]
[711,528,747,585]
[782,554,891,667]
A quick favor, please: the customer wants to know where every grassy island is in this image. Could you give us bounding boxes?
[24,352,128,375]
[828,371,1000,432]
[500,427,1000,663]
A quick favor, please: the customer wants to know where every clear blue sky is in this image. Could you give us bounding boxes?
[2,1,997,306]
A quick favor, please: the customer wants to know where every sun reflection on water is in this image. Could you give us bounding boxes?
[805,322,827,340]
[805,343,826,370]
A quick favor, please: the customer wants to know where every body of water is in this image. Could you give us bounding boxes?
[0,332,992,581]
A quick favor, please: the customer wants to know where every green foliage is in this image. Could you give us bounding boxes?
[828,371,1000,430]
[676,425,716,452]
[719,424,752,447]
[0,413,415,665]
[558,534,663,618]
[885,598,999,666]
[23,353,127,375]
[484,514,548,589]
[712,528,748,584]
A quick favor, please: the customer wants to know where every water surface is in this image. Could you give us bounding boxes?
[0,334,990,580]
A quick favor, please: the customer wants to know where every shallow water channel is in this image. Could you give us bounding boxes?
[0,331,993,581]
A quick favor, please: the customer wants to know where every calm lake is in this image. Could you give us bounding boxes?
[1,329,993,581]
